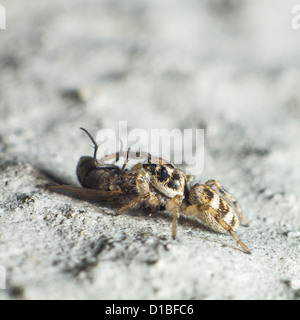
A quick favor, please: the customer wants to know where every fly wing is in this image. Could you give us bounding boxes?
[47,184,125,205]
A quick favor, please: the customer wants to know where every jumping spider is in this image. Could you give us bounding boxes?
[48,128,250,254]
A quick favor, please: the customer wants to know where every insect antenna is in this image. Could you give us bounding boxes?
[80,127,99,160]
[113,138,124,164]
[121,147,131,172]
[147,152,152,164]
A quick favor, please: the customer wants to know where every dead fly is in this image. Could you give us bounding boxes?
[47,128,250,254]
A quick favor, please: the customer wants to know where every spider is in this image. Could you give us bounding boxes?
[48,128,250,254]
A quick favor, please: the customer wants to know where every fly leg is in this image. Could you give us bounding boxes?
[116,168,159,215]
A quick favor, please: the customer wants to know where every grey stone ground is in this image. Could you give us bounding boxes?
[1,0,300,300]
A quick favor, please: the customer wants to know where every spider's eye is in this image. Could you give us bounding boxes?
[158,167,168,182]
[149,164,157,173]
[161,170,167,178]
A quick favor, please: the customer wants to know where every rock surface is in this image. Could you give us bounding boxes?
[0,0,300,299]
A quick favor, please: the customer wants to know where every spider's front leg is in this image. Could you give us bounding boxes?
[205,179,248,226]
[116,166,159,215]
[165,194,184,239]
[185,183,250,254]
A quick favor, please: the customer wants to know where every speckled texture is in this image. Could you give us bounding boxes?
[1,0,300,300]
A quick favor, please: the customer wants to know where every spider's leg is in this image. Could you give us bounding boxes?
[184,203,250,254]
[166,194,183,239]
[117,193,151,215]
[205,179,248,226]
[186,183,250,253]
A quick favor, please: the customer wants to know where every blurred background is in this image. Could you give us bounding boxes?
[1,0,300,203]
[1,0,300,299]
[1,0,299,166]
